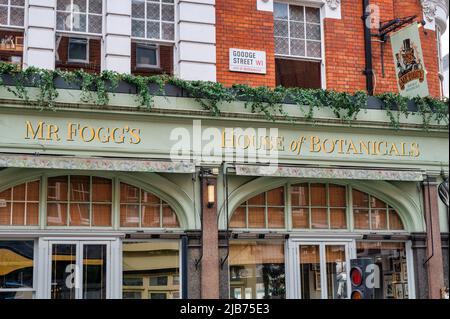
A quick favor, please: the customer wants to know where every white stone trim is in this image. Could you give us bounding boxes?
[420,0,449,32]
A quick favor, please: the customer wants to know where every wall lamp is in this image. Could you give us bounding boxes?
[207,181,215,208]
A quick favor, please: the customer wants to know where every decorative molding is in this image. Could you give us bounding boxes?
[325,0,341,11]
[421,0,438,22]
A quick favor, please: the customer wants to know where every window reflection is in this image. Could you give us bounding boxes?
[357,241,409,299]
[122,241,180,299]
[0,241,34,299]
[229,241,285,299]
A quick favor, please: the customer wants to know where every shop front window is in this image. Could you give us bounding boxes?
[122,241,180,299]
[0,240,34,299]
[357,241,410,299]
[229,241,285,299]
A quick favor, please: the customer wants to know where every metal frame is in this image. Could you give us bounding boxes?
[67,37,89,64]
[135,42,160,69]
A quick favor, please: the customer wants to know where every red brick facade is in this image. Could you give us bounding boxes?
[216,0,442,97]
[216,0,276,87]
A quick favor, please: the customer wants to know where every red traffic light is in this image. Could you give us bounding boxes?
[350,267,363,286]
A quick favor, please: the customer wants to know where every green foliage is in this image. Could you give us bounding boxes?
[0,62,448,130]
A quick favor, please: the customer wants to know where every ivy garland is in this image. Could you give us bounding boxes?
[0,62,448,130]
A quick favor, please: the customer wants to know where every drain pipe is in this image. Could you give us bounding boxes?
[362,0,375,95]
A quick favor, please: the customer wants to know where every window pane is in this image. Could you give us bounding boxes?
[354,209,369,229]
[267,207,284,228]
[132,19,145,38]
[162,206,179,228]
[273,2,288,20]
[371,209,387,230]
[305,7,320,23]
[57,0,71,11]
[70,176,90,202]
[88,14,102,34]
[274,20,288,37]
[306,23,321,41]
[83,244,107,299]
[136,46,158,66]
[329,185,346,207]
[120,204,140,227]
[122,241,180,300]
[275,37,289,55]
[311,184,326,206]
[299,245,321,299]
[290,21,305,39]
[68,39,88,60]
[13,183,25,201]
[248,207,265,228]
[326,245,347,299]
[311,208,328,229]
[267,187,284,206]
[357,241,409,299]
[248,193,265,206]
[371,196,386,209]
[389,210,404,230]
[306,40,321,58]
[11,202,25,225]
[0,187,11,201]
[56,12,71,30]
[289,5,304,22]
[27,181,40,202]
[47,203,68,226]
[120,183,140,203]
[69,203,90,226]
[161,22,174,40]
[73,0,87,13]
[352,190,369,208]
[229,241,285,299]
[0,241,34,291]
[92,204,112,227]
[9,7,24,26]
[161,4,174,21]
[89,0,102,14]
[147,2,160,20]
[92,177,112,202]
[141,190,160,204]
[51,244,76,299]
[330,208,346,229]
[72,13,87,32]
[0,7,7,25]
[26,203,39,226]
[291,184,308,206]
[230,207,246,228]
[132,0,145,18]
[0,203,11,225]
[292,208,309,229]
[142,205,160,227]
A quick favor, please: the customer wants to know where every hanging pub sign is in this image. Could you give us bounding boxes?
[390,22,429,98]
[229,48,267,74]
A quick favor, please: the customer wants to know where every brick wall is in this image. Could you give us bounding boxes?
[324,0,441,97]
[216,0,442,97]
[216,0,275,87]
[56,36,101,74]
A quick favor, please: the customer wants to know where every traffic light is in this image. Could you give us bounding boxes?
[350,258,374,299]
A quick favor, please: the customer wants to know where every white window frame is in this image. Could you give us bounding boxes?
[131,0,176,44]
[273,1,326,89]
[67,37,89,64]
[0,0,25,29]
[55,0,103,36]
[135,42,160,69]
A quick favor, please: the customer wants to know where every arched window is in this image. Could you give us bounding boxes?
[120,183,180,228]
[230,184,405,231]
[352,189,404,231]
[230,187,285,229]
[0,180,40,226]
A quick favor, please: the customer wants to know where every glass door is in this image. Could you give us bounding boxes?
[288,240,353,299]
[48,241,109,299]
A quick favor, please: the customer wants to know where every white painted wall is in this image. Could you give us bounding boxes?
[24,0,56,70]
[177,0,216,81]
[103,0,132,73]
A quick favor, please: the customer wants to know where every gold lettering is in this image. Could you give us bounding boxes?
[67,123,77,141]
[346,140,361,154]
[359,141,371,155]
[389,143,400,156]
[277,136,285,151]
[310,136,321,153]
[25,121,44,140]
[410,143,420,157]
[96,127,110,144]
[46,124,60,141]
[322,139,336,154]
[129,128,141,145]
[337,139,345,154]
[111,127,125,144]
[221,129,235,148]
[80,126,95,142]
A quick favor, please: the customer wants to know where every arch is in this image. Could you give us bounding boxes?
[226,177,424,232]
[0,168,196,230]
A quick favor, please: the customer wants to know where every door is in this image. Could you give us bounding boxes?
[48,241,110,299]
[287,240,355,299]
